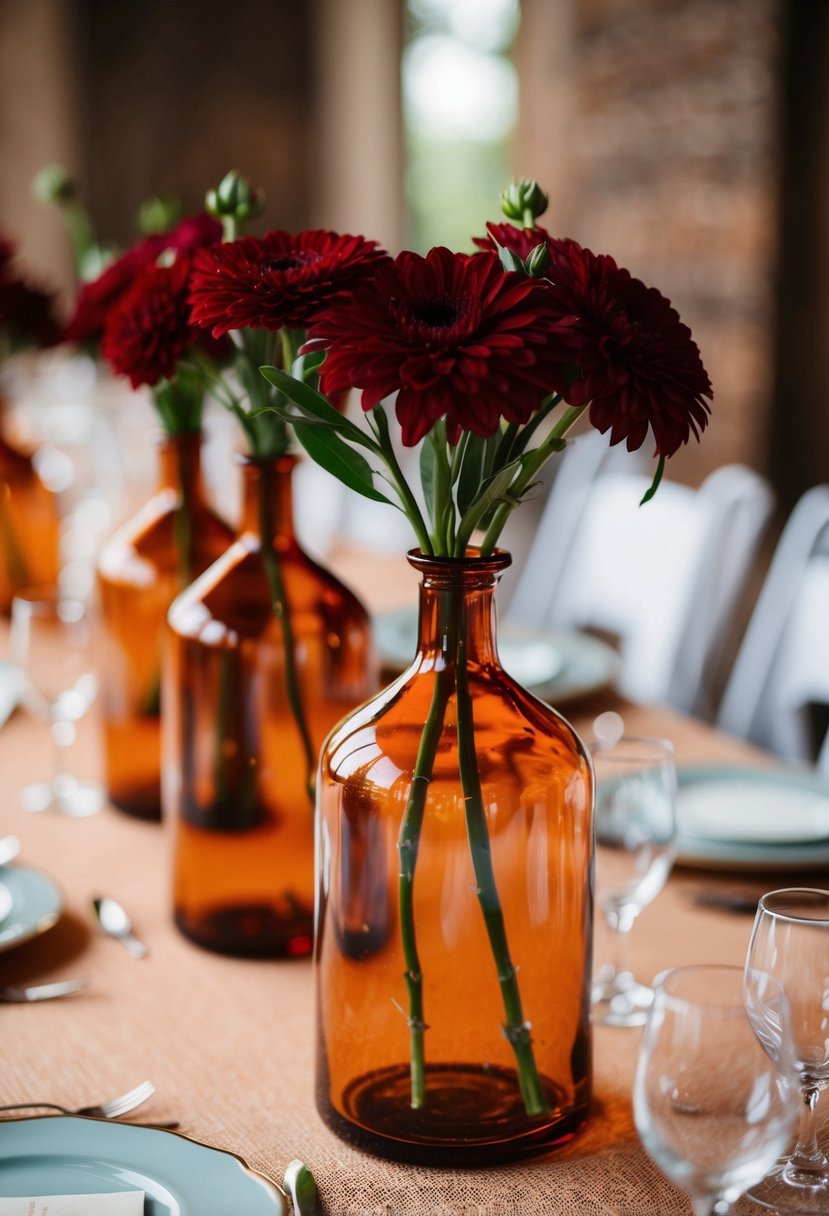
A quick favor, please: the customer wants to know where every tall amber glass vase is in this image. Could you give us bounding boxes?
[164,455,376,958]
[315,551,594,1165]
[97,431,233,820]
[0,411,60,614]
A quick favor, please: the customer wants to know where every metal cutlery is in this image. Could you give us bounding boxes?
[0,977,88,1003]
[92,896,148,958]
[0,1079,175,1123]
[283,1160,318,1216]
[0,835,20,867]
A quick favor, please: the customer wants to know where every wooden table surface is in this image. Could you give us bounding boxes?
[0,551,826,1215]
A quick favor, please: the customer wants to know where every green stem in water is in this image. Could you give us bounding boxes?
[454,593,549,1116]
[479,404,585,556]
[397,589,456,1108]
[258,487,316,807]
[0,496,29,591]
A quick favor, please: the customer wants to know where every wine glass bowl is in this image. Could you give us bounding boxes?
[590,735,677,1026]
[9,586,102,816]
[744,887,829,1213]
[634,964,798,1216]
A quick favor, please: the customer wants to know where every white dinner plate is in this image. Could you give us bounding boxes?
[0,864,62,953]
[676,765,829,870]
[0,1118,286,1214]
[373,608,620,705]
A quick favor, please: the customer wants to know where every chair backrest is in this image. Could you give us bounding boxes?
[508,456,774,712]
[717,485,829,769]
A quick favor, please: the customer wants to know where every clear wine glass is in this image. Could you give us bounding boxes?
[744,887,829,1213]
[634,964,799,1216]
[590,734,677,1026]
[9,586,103,816]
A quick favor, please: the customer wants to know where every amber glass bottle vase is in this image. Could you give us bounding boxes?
[0,410,60,614]
[164,455,376,958]
[97,431,233,819]
[315,550,594,1165]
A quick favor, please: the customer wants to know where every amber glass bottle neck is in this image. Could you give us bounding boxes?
[240,456,296,544]
[409,553,509,667]
[157,432,203,498]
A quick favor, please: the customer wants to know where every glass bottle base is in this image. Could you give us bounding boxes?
[110,787,162,822]
[174,903,313,959]
[317,1061,589,1166]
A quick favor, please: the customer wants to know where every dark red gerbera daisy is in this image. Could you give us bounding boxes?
[65,212,222,344]
[101,258,226,389]
[187,229,389,337]
[0,237,60,348]
[540,240,712,457]
[304,246,580,446]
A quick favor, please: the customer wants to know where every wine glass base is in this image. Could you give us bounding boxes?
[746,1162,829,1214]
[591,966,653,1027]
[20,779,105,818]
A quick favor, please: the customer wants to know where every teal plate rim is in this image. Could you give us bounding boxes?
[676,764,829,871]
[0,1115,287,1214]
[0,863,63,954]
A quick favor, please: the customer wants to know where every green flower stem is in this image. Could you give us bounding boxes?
[398,588,456,1108]
[478,404,585,556]
[369,409,433,555]
[454,594,549,1115]
[258,490,316,807]
[0,497,28,591]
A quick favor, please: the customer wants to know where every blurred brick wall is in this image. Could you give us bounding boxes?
[515,0,779,488]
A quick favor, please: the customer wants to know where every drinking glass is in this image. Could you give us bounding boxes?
[744,888,829,1213]
[634,965,799,1216]
[590,735,677,1026]
[9,586,102,816]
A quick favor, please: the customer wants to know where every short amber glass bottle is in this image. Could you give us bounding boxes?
[165,455,376,958]
[315,551,594,1165]
[0,423,60,614]
[97,431,233,820]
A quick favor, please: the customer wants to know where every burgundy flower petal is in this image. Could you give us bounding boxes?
[187,229,390,337]
[0,237,60,348]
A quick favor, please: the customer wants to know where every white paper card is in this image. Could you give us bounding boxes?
[0,1194,143,1215]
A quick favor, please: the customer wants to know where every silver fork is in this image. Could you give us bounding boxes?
[0,1080,163,1120]
[0,978,88,1003]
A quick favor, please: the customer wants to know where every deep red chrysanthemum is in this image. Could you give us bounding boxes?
[65,212,222,344]
[304,246,580,446]
[187,229,390,337]
[101,258,225,389]
[539,240,712,457]
[0,238,60,348]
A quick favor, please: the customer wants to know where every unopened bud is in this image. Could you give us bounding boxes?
[206,169,265,223]
[500,178,549,224]
[526,241,550,277]
[32,164,76,205]
[137,193,182,235]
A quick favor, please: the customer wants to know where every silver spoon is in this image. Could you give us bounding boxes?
[92,896,148,959]
[0,977,88,1003]
[0,835,21,867]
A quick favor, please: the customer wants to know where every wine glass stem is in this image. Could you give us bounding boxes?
[50,717,76,795]
[610,912,635,979]
[786,1085,829,1178]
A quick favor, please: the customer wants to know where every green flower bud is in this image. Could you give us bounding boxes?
[526,241,550,277]
[500,178,549,224]
[32,163,76,205]
[137,193,182,235]
[206,169,265,222]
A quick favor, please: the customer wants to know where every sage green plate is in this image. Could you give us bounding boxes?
[0,864,62,953]
[0,1117,287,1214]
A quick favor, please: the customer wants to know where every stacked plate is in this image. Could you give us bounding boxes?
[676,765,829,870]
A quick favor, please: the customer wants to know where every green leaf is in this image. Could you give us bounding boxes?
[456,433,485,516]
[259,365,379,452]
[640,456,665,505]
[496,244,527,275]
[419,438,437,529]
[291,349,325,383]
[293,421,394,505]
[455,460,522,554]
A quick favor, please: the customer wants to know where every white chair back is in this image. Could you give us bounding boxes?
[717,485,829,770]
[509,456,774,712]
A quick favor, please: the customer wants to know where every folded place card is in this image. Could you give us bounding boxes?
[0,1194,143,1215]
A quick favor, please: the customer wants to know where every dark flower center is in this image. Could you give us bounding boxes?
[263,252,318,273]
[408,296,461,329]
